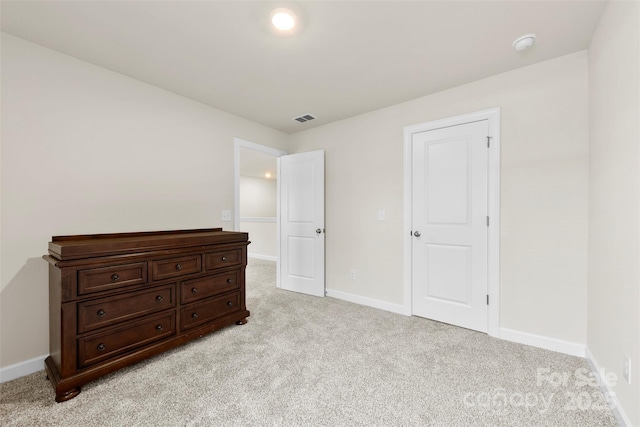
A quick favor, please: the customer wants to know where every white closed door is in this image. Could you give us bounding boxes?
[412,120,489,332]
[279,150,325,297]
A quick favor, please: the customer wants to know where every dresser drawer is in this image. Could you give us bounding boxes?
[152,255,201,281]
[181,292,240,331]
[78,285,176,333]
[181,271,239,304]
[78,312,175,368]
[205,249,242,271]
[78,263,147,295]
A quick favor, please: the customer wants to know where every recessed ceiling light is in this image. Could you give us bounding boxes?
[271,8,296,31]
[513,34,536,51]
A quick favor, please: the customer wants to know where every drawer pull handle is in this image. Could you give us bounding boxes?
[97,343,106,351]
[227,301,233,307]
[191,313,198,319]
[111,274,119,281]
[156,324,163,331]
[191,287,198,293]
[227,278,233,284]
[175,264,183,271]
[156,295,163,302]
[97,309,106,317]
[221,256,227,261]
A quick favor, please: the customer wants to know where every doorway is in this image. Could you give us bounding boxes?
[403,109,501,337]
[234,140,326,297]
[233,138,286,284]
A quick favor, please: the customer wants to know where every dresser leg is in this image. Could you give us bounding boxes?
[55,387,81,402]
[235,319,248,325]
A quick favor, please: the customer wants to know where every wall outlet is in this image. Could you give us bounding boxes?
[221,210,232,221]
[623,354,631,384]
[377,209,386,221]
[349,269,357,280]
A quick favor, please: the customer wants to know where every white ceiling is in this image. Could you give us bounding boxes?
[1,1,607,134]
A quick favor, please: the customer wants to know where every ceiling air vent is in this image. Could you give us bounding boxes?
[293,114,316,123]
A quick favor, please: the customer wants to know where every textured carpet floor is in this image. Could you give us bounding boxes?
[1,259,617,426]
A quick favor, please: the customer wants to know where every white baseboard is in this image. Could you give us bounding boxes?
[248,253,276,262]
[325,288,407,315]
[585,347,633,427]
[499,328,586,357]
[0,355,47,383]
[325,294,590,359]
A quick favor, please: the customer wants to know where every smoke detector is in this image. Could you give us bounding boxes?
[513,34,536,51]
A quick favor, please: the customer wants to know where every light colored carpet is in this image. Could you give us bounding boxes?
[1,259,617,426]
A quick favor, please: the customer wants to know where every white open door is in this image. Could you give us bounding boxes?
[279,150,325,297]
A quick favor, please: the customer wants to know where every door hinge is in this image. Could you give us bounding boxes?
[487,294,490,305]
[486,216,490,227]
[487,136,492,148]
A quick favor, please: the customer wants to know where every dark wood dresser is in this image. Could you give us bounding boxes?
[43,228,250,402]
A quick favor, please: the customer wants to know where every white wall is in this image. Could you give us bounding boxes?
[239,176,277,217]
[587,1,640,425]
[288,52,590,346]
[0,33,288,369]
[239,176,277,259]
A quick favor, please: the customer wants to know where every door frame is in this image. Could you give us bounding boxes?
[233,138,287,286]
[402,108,501,337]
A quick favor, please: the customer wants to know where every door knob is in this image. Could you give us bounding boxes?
[413,231,421,237]
[316,229,322,234]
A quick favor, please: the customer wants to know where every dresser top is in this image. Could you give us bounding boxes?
[48,228,249,260]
